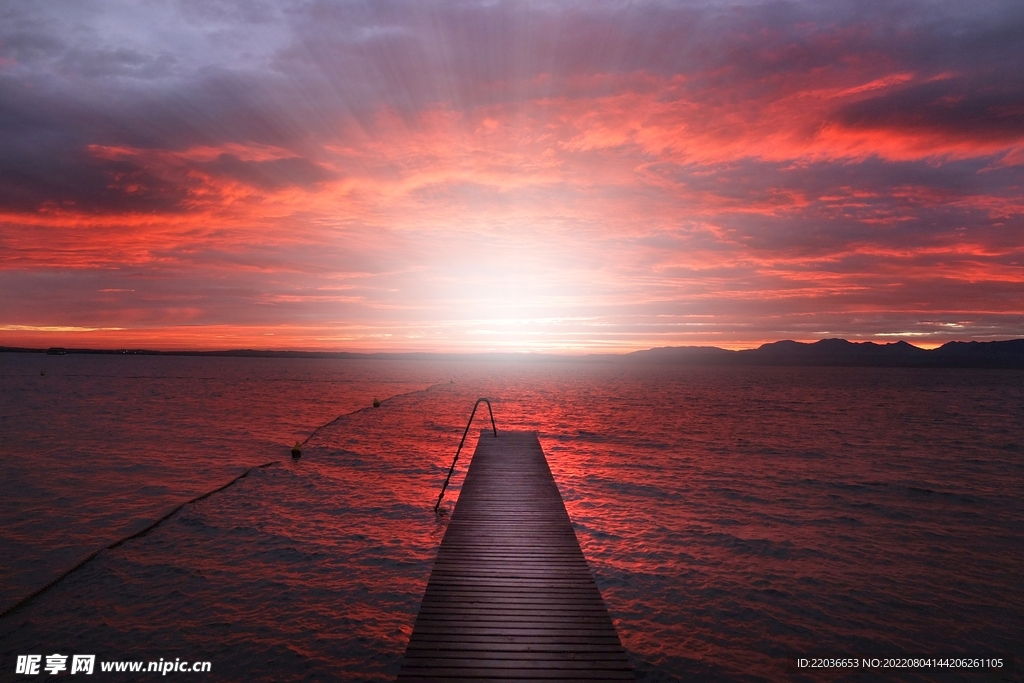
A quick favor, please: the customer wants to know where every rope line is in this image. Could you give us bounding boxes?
[299,381,448,447]
[0,461,278,621]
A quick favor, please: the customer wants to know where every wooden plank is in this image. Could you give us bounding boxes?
[397,431,633,682]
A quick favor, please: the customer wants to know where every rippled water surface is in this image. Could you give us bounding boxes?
[1,354,1022,682]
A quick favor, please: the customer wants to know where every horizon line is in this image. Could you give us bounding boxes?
[4,337,1023,358]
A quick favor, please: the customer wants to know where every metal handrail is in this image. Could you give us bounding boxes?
[434,398,497,512]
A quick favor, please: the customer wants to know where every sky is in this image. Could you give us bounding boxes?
[1,0,1022,352]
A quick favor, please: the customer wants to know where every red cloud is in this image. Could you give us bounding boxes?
[2,4,1022,350]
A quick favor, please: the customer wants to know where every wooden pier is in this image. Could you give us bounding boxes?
[398,430,633,681]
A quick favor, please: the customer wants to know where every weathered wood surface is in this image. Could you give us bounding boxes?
[397,430,633,682]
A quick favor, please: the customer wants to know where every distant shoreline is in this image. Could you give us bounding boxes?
[3,338,1023,368]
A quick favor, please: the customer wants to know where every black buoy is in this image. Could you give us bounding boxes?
[373,397,380,408]
[291,442,302,459]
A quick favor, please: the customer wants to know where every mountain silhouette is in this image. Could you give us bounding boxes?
[626,338,1024,367]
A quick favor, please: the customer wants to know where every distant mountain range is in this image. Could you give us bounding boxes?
[2,338,1023,368]
[623,338,1024,368]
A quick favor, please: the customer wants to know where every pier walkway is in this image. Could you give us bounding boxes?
[397,430,633,681]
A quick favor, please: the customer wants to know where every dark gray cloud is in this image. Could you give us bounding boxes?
[200,154,334,191]
[58,46,179,80]
[641,155,1024,284]
[835,76,1024,142]
[0,74,192,212]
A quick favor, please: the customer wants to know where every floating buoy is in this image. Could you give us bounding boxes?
[291,442,302,459]
[373,397,380,408]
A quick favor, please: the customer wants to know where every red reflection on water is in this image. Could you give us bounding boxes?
[1,359,1021,682]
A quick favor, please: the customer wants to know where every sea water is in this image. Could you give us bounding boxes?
[0,353,1021,682]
